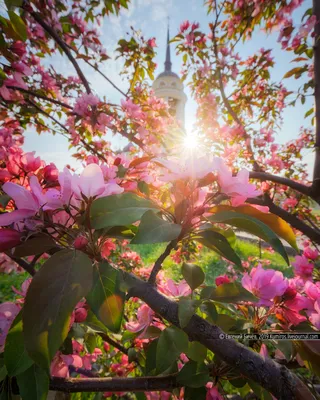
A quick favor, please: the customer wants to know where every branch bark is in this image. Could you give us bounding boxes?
[50,374,180,393]
[7,86,73,110]
[247,195,320,245]
[249,171,319,203]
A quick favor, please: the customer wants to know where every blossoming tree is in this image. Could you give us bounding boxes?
[0,0,320,399]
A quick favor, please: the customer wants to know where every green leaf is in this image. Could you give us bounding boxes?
[184,386,207,400]
[186,341,207,362]
[178,298,199,328]
[215,314,238,332]
[211,205,298,251]
[201,282,258,303]
[0,195,11,208]
[195,230,242,267]
[84,310,109,334]
[0,360,7,382]
[145,339,158,375]
[248,379,273,400]
[156,327,188,373]
[275,340,292,362]
[294,341,320,377]
[16,364,49,400]
[8,11,27,41]
[14,234,56,257]
[23,250,93,371]
[90,193,159,229]
[177,361,210,388]
[86,262,125,333]
[208,211,289,264]
[4,312,33,377]
[85,333,97,354]
[200,301,218,322]
[181,263,205,290]
[131,211,181,244]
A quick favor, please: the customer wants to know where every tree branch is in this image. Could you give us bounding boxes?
[97,332,128,355]
[49,374,180,393]
[8,256,36,276]
[249,171,320,204]
[247,195,320,245]
[6,86,73,110]
[148,240,177,285]
[24,8,91,94]
[124,274,315,400]
[82,59,128,99]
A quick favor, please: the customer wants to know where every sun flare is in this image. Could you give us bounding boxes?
[183,133,199,150]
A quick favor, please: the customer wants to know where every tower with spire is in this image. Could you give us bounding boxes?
[152,24,187,129]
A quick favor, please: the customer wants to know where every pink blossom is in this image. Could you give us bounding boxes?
[303,247,319,261]
[126,304,154,336]
[101,239,116,258]
[0,228,21,251]
[121,99,145,120]
[0,85,12,101]
[0,177,50,226]
[74,236,89,250]
[71,164,123,201]
[43,163,59,182]
[0,302,20,352]
[242,265,288,306]
[215,275,231,286]
[304,281,320,301]
[155,156,217,181]
[282,198,298,210]
[160,279,192,297]
[206,383,224,400]
[309,299,320,330]
[260,343,268,358]
[50,352,83,377]
[214,158,261,206]
[147,38,156,47]
[180,20,190,32]
[74,93,99,116]
[292,255,314,281]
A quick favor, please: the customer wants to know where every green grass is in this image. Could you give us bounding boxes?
[132,238,294,285]
[0,271,29,302]
[1,239,294,302]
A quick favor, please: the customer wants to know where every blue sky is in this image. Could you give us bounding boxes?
[23,0,314,174]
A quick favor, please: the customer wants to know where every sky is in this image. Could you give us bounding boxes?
[23,0,315,175]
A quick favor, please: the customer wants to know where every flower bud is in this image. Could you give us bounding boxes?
[43,163,59,182]
[74,307,87,323]
[73,236,88,250]
[0,229,21,252]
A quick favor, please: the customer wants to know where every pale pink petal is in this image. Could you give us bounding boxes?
[78,164,105,198]
[0,209,36,226]
[3,182,38,210]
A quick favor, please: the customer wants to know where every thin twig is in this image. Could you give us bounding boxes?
[24,8,91,94]
[148,240,177,285]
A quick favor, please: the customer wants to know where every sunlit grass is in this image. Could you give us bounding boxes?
[1,240,294,302]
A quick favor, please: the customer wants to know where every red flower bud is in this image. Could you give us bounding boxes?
[73,236,89,250]
[103,342,110,352]
[114,157,121,166]
[43,163,59,182]
[283,286,297,301]
[74,307,87,323]
[0,229,21,252]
